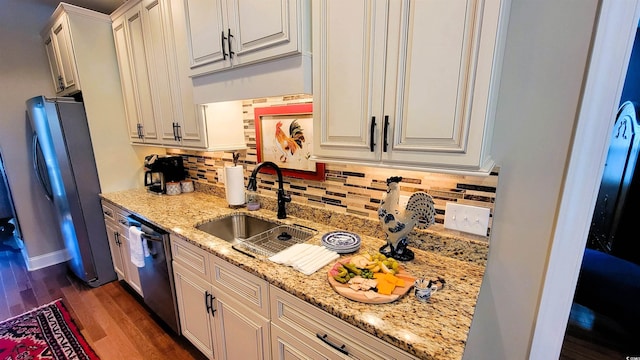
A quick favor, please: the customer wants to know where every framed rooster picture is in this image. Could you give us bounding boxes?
[254,104,325,181]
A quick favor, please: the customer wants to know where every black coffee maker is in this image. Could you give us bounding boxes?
[144,155,185,194]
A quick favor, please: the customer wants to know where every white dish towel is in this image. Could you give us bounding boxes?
[128,226,146,268]
[269,244,339,275]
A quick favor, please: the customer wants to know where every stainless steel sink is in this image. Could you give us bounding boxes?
[196,213,279,245]
[196,213,316,257]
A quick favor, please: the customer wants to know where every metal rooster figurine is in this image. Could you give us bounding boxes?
[378,177,436,261]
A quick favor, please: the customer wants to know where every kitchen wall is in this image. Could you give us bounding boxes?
[168,95,498,240]
[463,1,600,359]
[0,0,65,259]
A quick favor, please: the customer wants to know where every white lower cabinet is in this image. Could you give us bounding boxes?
[271,324,329,360]
[212,289,270,360]
[172,236,270,360]
[270,286,418,360]
[173,261,215,358]
[101,201,143,296]
[171,237,417,360]
[105,222,127,280]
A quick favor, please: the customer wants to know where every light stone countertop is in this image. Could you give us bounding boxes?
[100,189,485,360]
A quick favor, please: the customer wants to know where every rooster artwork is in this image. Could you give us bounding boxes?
[274,120,306,163]
[378,177,437,261]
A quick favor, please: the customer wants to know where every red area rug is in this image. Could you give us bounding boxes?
[0,299,99,360]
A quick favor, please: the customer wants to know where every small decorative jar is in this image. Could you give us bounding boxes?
[166,182,182,196]
[180,180,194,193]
[246,189,260,211]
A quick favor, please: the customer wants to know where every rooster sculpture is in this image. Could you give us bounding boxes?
[378,176,436,261]
[274,120,305,163]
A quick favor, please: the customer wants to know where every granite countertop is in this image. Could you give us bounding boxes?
[100,189,485,360]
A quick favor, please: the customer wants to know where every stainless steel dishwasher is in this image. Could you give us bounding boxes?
[127,215,180,334]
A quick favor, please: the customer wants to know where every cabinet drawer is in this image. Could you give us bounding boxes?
[171,236,210,282]
[210,255,269,319]
[101,202,116,222]
[270,286,417,360]
[115,210,131,230]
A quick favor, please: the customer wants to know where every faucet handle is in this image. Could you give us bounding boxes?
[283,193,291,203]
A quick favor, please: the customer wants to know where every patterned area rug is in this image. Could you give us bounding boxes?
[0,299,99,359]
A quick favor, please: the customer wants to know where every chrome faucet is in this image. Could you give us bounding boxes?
[246,161,291,219]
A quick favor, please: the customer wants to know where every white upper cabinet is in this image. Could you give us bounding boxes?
[175,0,304,77]
[42,13,80,95]
[313,0,509,174]
[113,4,161,144]
[112,0,245,150]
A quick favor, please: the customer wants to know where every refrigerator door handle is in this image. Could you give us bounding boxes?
[32,133,53,202]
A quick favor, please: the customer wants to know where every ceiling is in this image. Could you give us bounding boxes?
[37,0,126,14]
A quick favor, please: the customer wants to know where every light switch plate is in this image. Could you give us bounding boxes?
[444,203,490,236]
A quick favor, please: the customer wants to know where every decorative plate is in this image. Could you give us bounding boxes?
[321,231,361,249]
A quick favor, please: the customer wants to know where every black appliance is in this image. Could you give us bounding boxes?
[127,214,180,334]
[144,155,185,194]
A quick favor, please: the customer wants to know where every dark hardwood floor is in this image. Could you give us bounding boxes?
[560,303,639,360]
[0,243,206,360]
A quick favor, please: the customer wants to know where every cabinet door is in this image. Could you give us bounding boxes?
[312,0,388,162]
[113,17,145,143]
[158,0,208,148]
[142,0,179,146]
[212,291,270,360]
[382,0,501,169]
[226,0,300,67]
[44,33,64,93]
[105,222,127,280]
[119,230,144,296]
[173,261,215,359]
[175,0,228,76]
[125,5,161,143]
[51,15,79,94]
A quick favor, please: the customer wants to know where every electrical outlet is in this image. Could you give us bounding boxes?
[216,166,225,184]
[444,203,490,236]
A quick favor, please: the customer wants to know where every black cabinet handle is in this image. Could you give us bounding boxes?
[137,123,144,139]
[175,123,182,141]
[209,292,216,316]
[205,291,216,316]
[221,31,228,59]
[383,115,389,152]
[227,28,234,59]
[316,334,348,355]
[57,75,65,91]
[205,291,211,314]
[114,232,120,246]
[370,116,376,152]
[172,122,182,141]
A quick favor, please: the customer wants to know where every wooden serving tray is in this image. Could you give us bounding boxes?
[327,260,417,304]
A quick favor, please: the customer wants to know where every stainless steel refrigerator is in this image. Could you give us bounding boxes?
[26,95,116,287]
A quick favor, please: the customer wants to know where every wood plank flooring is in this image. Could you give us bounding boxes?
[0,247,206,360]
[560,303,639,359]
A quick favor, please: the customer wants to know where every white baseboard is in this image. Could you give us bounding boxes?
[21,248,70,271]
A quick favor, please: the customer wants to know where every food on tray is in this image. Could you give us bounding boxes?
[330,252,403,294]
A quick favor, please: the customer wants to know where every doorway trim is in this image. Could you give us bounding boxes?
[530,1,640,359]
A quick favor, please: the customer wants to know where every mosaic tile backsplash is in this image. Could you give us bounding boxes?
[167,95,498,240]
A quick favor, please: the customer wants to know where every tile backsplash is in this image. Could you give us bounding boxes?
[167,95,498,239]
